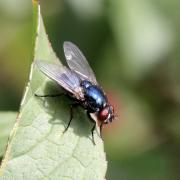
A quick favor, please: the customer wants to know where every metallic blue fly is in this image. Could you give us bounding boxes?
[35,42,114,144]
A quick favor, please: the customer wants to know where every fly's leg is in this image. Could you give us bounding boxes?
[63,102,79,133]
[35,93,65,98]
[91,122,96,145]
[100,123,103,140]
[35,92,79,133]
[100,122,108,140]
[87,112,96,145]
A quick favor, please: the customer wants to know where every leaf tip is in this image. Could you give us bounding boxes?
[32,0,40,5]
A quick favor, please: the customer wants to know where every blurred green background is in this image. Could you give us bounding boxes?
[0,0,180,179]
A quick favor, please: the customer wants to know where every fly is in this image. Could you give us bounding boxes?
[35,41,115,144]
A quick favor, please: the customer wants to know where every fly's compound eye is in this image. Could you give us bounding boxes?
[98,107,109,122]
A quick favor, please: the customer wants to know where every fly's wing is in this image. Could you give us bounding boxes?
[63,41,98,85]
[35,61,82,97]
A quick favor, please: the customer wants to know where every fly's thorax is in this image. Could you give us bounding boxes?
[81,82,108,112]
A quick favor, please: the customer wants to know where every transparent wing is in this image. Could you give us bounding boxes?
[63,41,98,85]
[35,61,82,96]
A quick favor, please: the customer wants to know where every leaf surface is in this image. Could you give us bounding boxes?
[0,1,107,180]
[0,112,17,157]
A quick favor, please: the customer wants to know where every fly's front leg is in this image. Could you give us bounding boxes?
[100,121,107,140]
[100,123,103,140]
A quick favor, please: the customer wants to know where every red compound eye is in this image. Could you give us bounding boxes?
[98,107,109,121]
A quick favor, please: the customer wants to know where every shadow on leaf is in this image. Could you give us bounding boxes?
[35,80,94,142]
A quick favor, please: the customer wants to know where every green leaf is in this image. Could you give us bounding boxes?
[0,1,107,180]
[0,112,17,157]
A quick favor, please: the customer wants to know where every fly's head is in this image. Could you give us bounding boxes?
[98,105,114,124]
